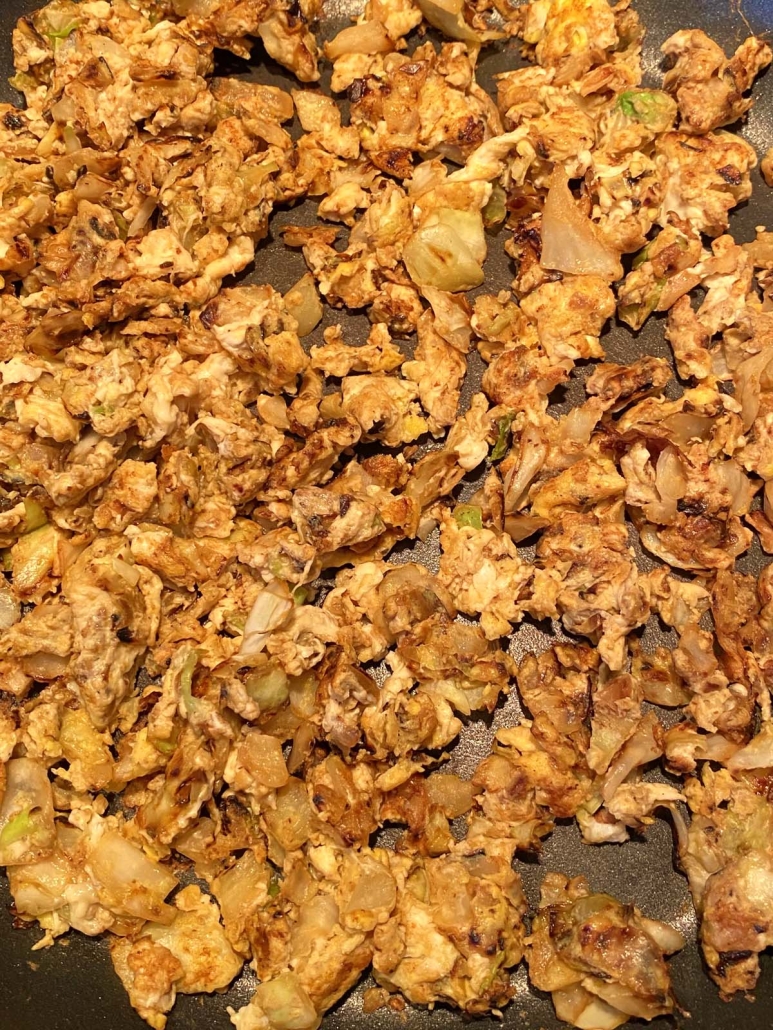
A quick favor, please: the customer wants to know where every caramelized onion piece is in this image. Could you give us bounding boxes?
[541,167,622,281]
[324,21,393,60]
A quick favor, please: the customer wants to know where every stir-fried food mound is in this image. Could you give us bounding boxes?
[0,0,772,1028]
[528,873,685,1030]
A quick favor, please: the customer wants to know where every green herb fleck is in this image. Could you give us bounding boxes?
[454,505,483,531]
[617,90,675,129]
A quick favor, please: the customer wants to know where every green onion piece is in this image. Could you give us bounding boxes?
[9,73,38,96]
[491,415,513,461]
[483,185,507,229]
[0,807,36,848]
[454,504,483,530]
[114,212,129,241]
[631,242,651,270]
[486,312,514,337]
[47,21,79,39]
[23,497,47,533]
[617,90,675,129]
[268,556,289,578]
[618,279,665,331]
[478,952,506,992]
[222,610,246,636]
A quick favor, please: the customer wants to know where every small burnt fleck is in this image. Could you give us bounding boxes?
[381,148,412,175]
[717,164,742,186]
[89,217,117,241]
[677,499,707,516]
[716,950,754,977]
[348,79,368,105]
[4,111,24,131]
[578,923,595,946]
[456,116,484,147]
[199,304,217,330]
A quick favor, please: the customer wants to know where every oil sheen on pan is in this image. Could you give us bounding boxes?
[0,2,770,1030]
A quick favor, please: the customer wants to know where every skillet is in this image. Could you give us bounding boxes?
[1,0,772,1027]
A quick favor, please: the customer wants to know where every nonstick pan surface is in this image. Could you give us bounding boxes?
[1,0,772,1027]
